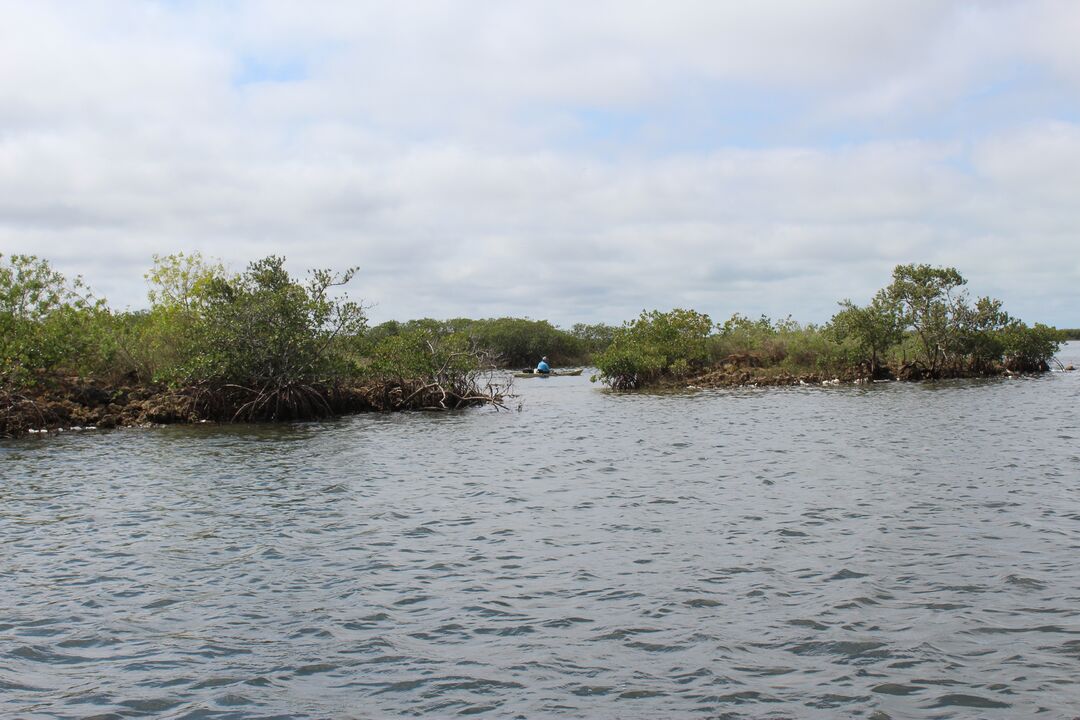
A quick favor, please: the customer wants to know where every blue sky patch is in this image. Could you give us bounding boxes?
[233,54,308,87]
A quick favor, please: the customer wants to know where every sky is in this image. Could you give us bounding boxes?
[2,1,1079,328]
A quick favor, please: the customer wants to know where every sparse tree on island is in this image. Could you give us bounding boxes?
[829,290,904,378]
[886,263,967,376]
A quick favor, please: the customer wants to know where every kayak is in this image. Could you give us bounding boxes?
[513,368,584,378]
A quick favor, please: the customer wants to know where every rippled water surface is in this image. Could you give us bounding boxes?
[4,345,1080,719]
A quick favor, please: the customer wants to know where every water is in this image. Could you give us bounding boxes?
[3,344,1080,719]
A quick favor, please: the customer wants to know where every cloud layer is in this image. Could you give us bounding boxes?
[2,1,1079,326]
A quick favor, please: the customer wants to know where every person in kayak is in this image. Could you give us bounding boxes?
[535,356,551,374]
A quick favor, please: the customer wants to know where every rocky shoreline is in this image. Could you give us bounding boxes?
[5,360,1072,439]
[1,376,507,438]
[680,358,1070,391]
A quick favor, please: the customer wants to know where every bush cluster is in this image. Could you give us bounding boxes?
[1,253,497,421]
[593,309,713,389]
[1,253,614,424]
[1,255,1063,406]
[591,264,1063,389]
[0,254,109,385]
[363,317,612,369]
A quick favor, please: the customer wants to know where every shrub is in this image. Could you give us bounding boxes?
[0,253,104,386]
[953,296,1011,373]
[594,308,712,389]
[886,264,967,374]
[367,330,479,381]
[465,317,586,367]
[136,255,369,418]
[711,313,776,360]
[1000,322,1062,371]
[780,325,848,374]
[364,328,505,409]
[828,291,904,376]
[568,322,616,358]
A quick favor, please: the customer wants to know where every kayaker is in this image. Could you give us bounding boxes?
[535,356,551,374]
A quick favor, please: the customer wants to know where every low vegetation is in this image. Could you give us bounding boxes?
[1,253,518,436]
[362,316,604,369]
[593,264,1063,390]
[592,309,713,390]
[1,255,1065,436]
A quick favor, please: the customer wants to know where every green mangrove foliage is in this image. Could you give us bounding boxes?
[1,252,514,435]
[466,317,585,368]
[593,309,713,389]
[0,253,107,386]
[163,256,364,384]
[829,291,904,378]
[137,255,506,417]
[568,322,616,358]
[365,328,506,410]
[157,256,371,419]
[717,315,851,377]
[592,264,1062,389]
[363,316,611,368]
[1,254,119,435]
[878,264,1059,376]
[1,253,1066,432]
[710,314,846,373]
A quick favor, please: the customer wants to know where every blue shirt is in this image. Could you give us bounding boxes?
[536,360,550,373]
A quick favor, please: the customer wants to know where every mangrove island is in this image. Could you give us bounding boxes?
[1,254,1066,438]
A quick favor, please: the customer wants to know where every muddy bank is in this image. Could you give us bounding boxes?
[1,377,507,438]
[682,366,861,389]
[680,357,1061,391]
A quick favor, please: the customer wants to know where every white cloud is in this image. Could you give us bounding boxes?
[1,1,1078,327]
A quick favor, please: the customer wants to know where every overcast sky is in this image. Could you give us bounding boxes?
[2,1,1079,327]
